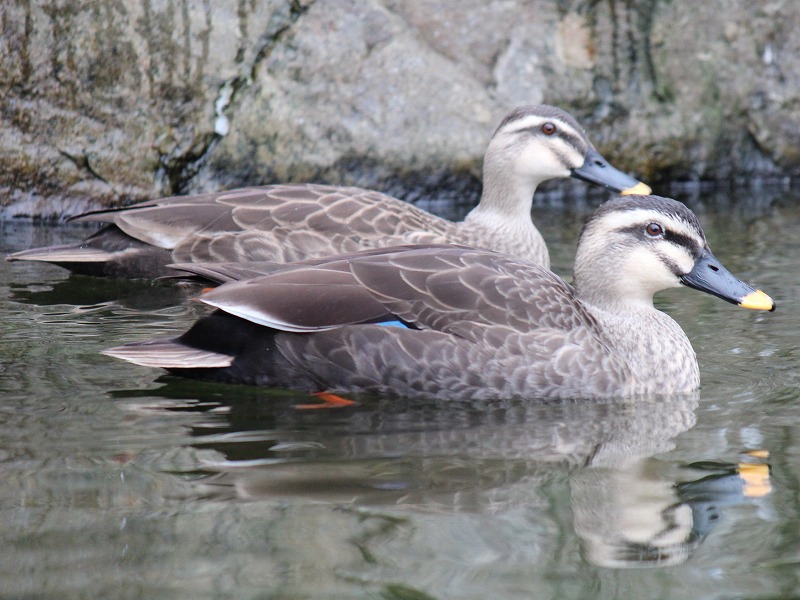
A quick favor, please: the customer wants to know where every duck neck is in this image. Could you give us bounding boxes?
[574,268,659,315]
[460,155,550,266]
[465,154,539,224]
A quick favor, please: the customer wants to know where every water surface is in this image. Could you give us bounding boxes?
[1,186,799,599]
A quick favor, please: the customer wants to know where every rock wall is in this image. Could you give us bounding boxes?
[1,0,797,218]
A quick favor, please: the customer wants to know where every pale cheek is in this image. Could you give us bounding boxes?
[659,243,695,274]
[519,146,571,178]
[623,249,680,291]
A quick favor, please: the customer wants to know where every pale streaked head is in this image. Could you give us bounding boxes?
[574,195,774,312]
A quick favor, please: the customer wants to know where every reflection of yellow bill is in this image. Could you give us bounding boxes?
[739,453,772,497]
[619,182,652,196]
[744,449,770,459]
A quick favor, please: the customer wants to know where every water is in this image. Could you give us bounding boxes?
[1,186,799,599]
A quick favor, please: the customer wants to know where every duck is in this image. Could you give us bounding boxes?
[6,105,650,278]
[102,195,774,400]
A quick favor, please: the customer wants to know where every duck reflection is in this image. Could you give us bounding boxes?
[571,452,770,568]
[120,384,770,569]
[8,274,199,310]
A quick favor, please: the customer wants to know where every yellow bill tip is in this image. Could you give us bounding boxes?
[739,289,775,312]
[619,181,652,196]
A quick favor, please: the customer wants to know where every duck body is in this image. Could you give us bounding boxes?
[161,257,694,399]
[7,105,649,278]
[105,196,774,400]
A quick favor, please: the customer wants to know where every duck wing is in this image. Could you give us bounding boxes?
[10,184,457,278]
[76,184,455,265]
[166,244,418,284]
[166,260,286,284]
[197,245,594,336]
[74,202,240,250]
[78,184,450,248]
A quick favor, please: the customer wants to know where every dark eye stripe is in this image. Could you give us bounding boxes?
[543,126,586,155]
[509,121,587,155]
[617,225,702,256]
[663,230,703,258]
[659,255,685,275]
[615,224,703,274]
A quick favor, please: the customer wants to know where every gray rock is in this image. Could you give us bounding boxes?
[1,0,798,218]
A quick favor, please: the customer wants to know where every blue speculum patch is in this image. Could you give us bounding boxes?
[377,320,408,328]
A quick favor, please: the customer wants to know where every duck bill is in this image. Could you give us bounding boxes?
[680,248,775,311]
[571,148,652,195]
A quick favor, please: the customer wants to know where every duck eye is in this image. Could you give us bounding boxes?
[541,122,557,135]
[645,222,664,237]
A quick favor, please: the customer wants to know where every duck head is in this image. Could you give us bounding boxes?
[482,105,651,204]
[573,195,775,312]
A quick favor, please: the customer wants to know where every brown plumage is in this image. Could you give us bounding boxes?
[7,105,649,278]
[103,195,774,400]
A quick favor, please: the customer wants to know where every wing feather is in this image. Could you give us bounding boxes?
[199,269,393,331]
[102,339,233,368]
[193,245,596,337]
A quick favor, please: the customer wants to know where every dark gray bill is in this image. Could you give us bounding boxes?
[680,248,775,311]
[571,148,652,195]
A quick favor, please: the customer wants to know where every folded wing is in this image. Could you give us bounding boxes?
[197,245,594,337]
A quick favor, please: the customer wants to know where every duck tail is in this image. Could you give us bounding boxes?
[103,310,296,387]
[6,243,114,264]
[102,338,234,369]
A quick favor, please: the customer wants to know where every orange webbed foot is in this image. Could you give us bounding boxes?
[295,391,356,410]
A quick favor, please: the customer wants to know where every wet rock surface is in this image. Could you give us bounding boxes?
[1,0,798,217]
